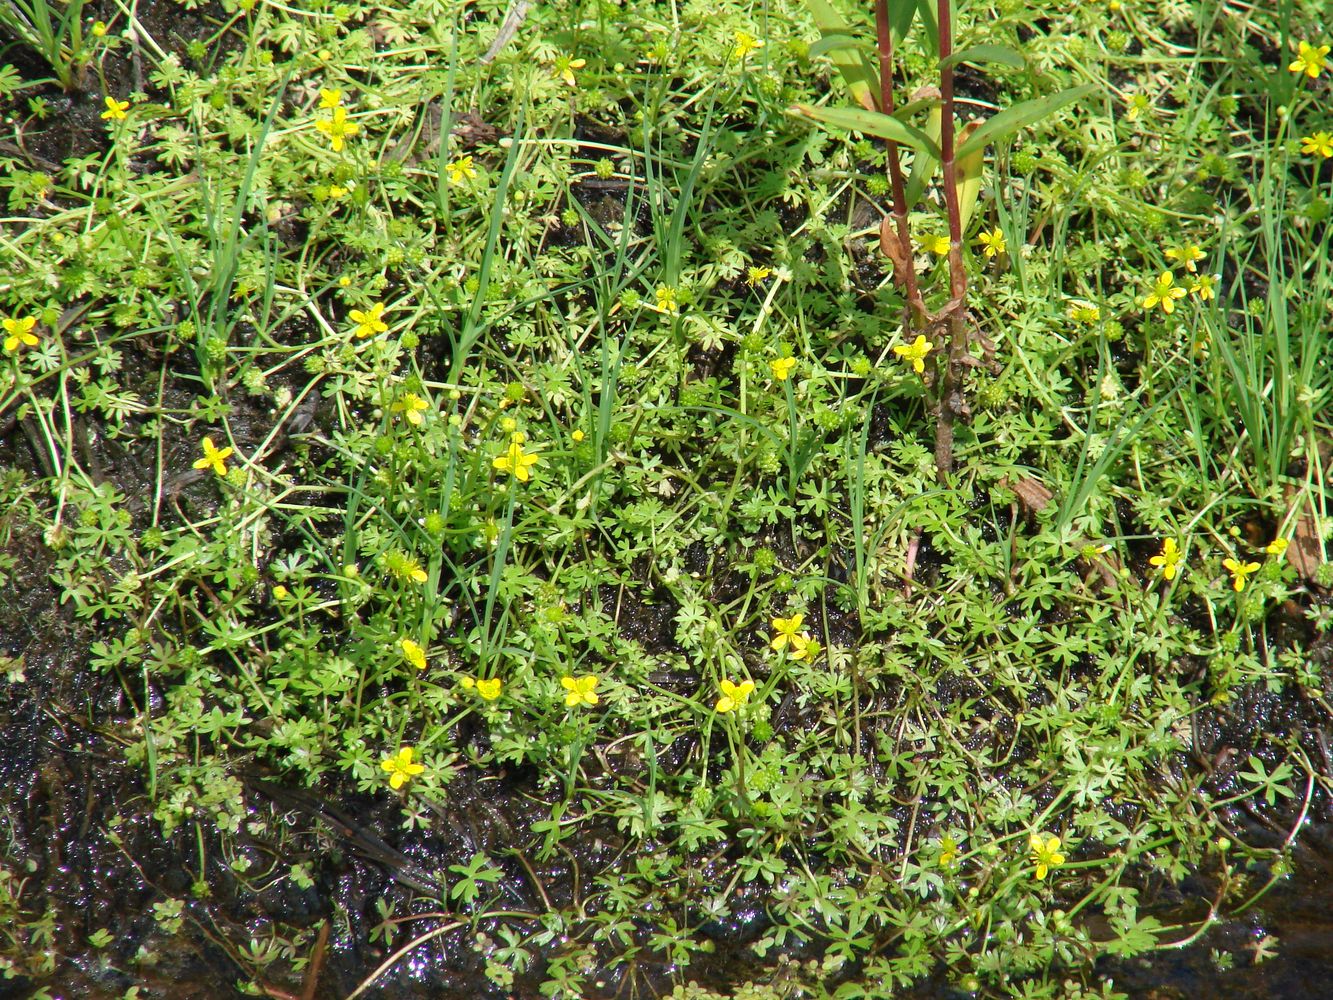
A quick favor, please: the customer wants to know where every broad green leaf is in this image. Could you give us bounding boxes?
[790,104,941,158]
[954,121,983,232]
[955,83,1097,160]
[805,0,878,111]
[940,44,1025,70]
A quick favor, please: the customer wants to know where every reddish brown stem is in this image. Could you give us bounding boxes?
[874,0,928,328]
[933,0,969,483]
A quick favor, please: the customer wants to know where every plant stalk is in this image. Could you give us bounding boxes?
[874,0,928,328]
[933,0,969,482]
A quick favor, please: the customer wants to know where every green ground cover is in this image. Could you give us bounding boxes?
[2,0,1332,996]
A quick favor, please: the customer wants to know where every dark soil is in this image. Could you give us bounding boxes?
[6,4,1333,999]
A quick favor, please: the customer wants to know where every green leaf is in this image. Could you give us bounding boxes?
[954,121,984,232]
[940,44,1025,70]
[808,33,865,60]
[804,0,878,111]
[892,92,941,120]
[915,0,941,56]
[789,104,941,158]
[903,106,942,210]
[887,0,917,41]
[955,83,1097,160]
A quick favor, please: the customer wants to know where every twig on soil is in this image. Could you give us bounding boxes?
[345,920,465,1000]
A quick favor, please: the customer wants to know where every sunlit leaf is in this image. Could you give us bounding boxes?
[954,121,984,232]
[956,84,1097,160]
[789,103,941,158]
[904,105,942,210]
[940,44,1025,70]
[805,0,878,111]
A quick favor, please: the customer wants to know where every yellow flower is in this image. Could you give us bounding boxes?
[715,679,755,714]
[561,674,600,707]
[1288,40,1330,79]
[732,31,765,61]
[893,334,933,374]
[328,184,349,199]
[1029,833,1065,881]
[392,392,429,426]
[571,429,585,442]
[272,584,289,601]
[921,232,951,256]
[1124,93,1151,121]
[770,356,796,381]
[655,285,679,314]
[381,746,425,790]
[385,550,428,584]
[770,613,803,650]
[91,20,108,37]
[1189,273,1217,301]
[976,227,1006,258]
[318,88,342,110]
[350,302,388,339]
[1148,538,1182,581]
[787,632,817,662]
[1265,537,1289,557]
[400,638,427,671]
[315,106,359,151]
[100,96,130,121]
[2,316,39,353]
[1301,132,1333,158]
[1223,557,1260,592]
[493,431,540,482]
[447,155,478,184]
[192,436,233,477]
[770,613,813,658]
[553,54,587,87]
[463,675,503,700]
[1142,271,1187,315]
[746,265,771,287]
[938,835,959,870]
[1164,244,1205,273]
[1067,302,1101,323]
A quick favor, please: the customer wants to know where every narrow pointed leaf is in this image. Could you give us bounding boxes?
[940,44,1025,70]
[892,93,941,120]
[903,105,942,210]
[790,104,941,158]
[805,0,879,111]
[954,122,984,232]
[887,0,917,41]
[914,0,940,56]
[808,33,865,60]
[956,84,1097,160]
